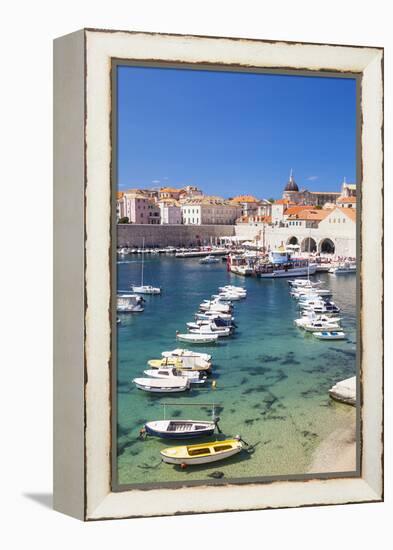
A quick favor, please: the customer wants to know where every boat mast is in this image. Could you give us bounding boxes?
[141,237,145,287]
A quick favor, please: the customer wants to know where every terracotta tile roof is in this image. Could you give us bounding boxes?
[340,207,357,222]
[284,205,316,216]
[230,195,260,203]
[159,187,180,193]
[181,195,238,207]
[337,196,357,203]
[275,199,294,205]
[287,209,331,221]
[117,191,124,199]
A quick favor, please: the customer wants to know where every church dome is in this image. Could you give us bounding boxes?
[284,171,299,192]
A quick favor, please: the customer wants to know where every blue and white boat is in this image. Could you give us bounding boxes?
[143,419,218,439]
[256,250,317,278]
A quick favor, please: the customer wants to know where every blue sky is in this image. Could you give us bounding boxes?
[117,65,357,199]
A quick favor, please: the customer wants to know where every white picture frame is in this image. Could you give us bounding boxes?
[53,28,383,520]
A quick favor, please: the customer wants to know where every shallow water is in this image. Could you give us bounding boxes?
[117,255,357,485]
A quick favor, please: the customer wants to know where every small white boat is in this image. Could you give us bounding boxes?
[329,262,356,274]
[292,288,332,299]
[294,314,341,328]
[176,333,218,344]
[288,279,321,287]
[302,321,341,333]
[144,419,217,439]
[131,284,161,294]
[199,301,232,313]
[132,237,161,294]
[313,331,347,340]
[161,348,212,362]
[143,368,206,384]
[117,294,144,313]
[215,292,244,301]
[161,438,244,465]
[302,302,341,314]
[133,377,190,393]
[188,324,232,338]
[195,311,234,322]
[187,317,234,329]
[199,255,220,264]
[219,285,246,294]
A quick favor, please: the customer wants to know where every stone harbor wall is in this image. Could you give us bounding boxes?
[117,224,235,247]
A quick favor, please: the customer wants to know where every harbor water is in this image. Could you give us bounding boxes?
[117,255,357,486]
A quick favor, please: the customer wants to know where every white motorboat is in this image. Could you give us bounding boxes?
[188,324,232,338]
[187,317,234,329]
[215,292,244,301]
[133,377,190,393]
[117,294,144,313]
[131,237,161,294]
[313,331,347,340]
[218,285,247,294]
[302,302,341,314]
[329,263,356,274]
[176,333,218,344]
[143,368,206,384]
[199,255,220,264]
[302,321,341,333]
[131,284,161,294]
[288,279,322,288]
[195,311,234,322]
[291,288,332,299]
[294,314,341,328]
[161,348,212,362]
[199,301,232,313]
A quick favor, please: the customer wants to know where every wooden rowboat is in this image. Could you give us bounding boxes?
[160,438,243,465]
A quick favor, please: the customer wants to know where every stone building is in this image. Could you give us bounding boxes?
[282,170,341,206]
[157,199,182,224]
[117,192,160,224]
[181,196,242,225]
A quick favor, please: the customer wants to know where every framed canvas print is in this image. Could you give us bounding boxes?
[53,29,383,520]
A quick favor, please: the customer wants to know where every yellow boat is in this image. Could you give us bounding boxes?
[147,357,211,372]
[147,358,182,369]
[160,438,243,465]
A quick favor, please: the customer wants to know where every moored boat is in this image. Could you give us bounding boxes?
[144,419,218,439]
[148,356,211,371]
[131,284,161,294]
[188,324,232,338]
[302,321,341,333]
[117,294,144,313]
[176,333,218,344]
[161,349,212,362]
[313,331,347,340]
[199,255,220,264]
[133,377,190,393]
[143,368,207,384]
[160,437,244,465]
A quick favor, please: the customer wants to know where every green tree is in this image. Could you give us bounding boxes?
[118,217,129,224]
[267,198,275,203]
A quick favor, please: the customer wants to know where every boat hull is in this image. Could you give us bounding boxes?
[176,335,218,344]
[145,420,215,439]
[161,440,243,465]
[258,266,317,278]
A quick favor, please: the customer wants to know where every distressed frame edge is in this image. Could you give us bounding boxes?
[79,30,383,520]
[53,29,86,520]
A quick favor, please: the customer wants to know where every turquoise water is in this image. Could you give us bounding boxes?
[117,256,357,486]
